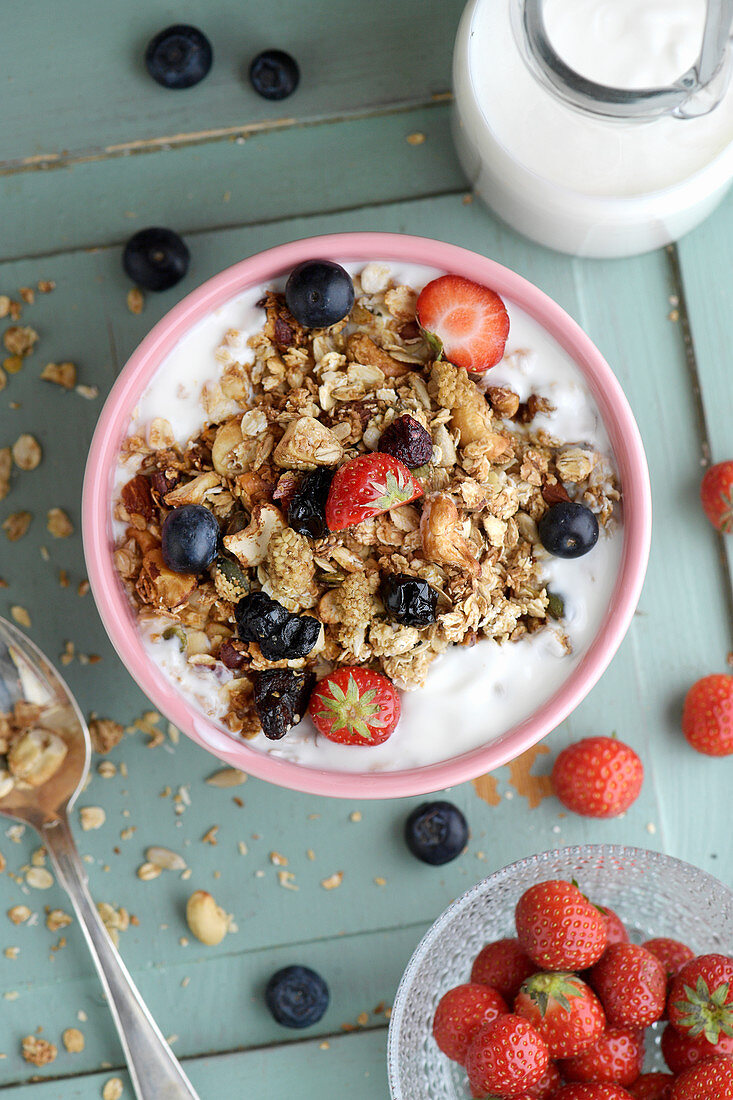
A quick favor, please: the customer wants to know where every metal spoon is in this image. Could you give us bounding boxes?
[0,616,200,1100]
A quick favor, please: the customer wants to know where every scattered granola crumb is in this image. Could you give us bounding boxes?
[320,871,344,890]
[349,811,362,823]
[10,606,31,628]
[462,193,474,205]
[3,356,23,375]
[3,326,38,358]
[21,1035,57,1066]
[374,877,387,887]
[18,288,34,305]
[79,807,106,831]
[37,280,56,294]
[278,870,298,890]
[76,384,99,400]
[47,507,73,538]
[4,946,18,959]
[3,511,31,541]
[46,909,72,931]
[269,851,288,866]
[41,362,77,389]
[306,848,316,861]
[668,309,680,323]
[137,862,162,881]
[102,1078,124,1100]
[77,1010,87,1022]
[0,297,10,318]
[357,1011,369,1026]
[78,579,90,597]
[26,868,54,890]
[62,1028,84,1053]
[238,841,248,856]
[127,288,144,315]
[205,767,247,787]
[406,132,426,146]
[646,822,657,834]
[12,433,42,471]
[319,1041,330,1050]
[89,718,124,754]
[202,826,219,845]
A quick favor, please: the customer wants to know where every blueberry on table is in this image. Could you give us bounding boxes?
[381,572,438,627]
[252,668,315,740]
[539,501,599,558]
[249,49,300,100]
[265,965,329,1028]
[161,505,219,573]
[123,227,190,292]
[285,260,355,328]
[378,415,434,468]
[235,592,321,661]
[287,468,335,539]
[405,801,468,866]
[145,25,213,89]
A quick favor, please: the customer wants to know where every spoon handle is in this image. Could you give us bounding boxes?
[42,816,201,1100]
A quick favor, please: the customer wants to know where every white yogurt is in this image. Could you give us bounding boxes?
[115,262,623,773]
[452,0,733,256]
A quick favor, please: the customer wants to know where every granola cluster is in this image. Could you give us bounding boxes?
[0,703,68,797]
[113,263,619,742]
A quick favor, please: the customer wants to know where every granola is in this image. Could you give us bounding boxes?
[112,263,620,753]
[0,703,68,799]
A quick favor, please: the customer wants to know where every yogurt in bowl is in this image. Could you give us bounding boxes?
[82,233,651,799]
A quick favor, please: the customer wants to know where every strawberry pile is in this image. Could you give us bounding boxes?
[431,878,733,1098]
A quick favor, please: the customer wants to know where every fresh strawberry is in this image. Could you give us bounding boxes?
[589,943,667,1028]
[627,1074,674,1100]
[514,971,606,1057]
[668,953,733,1043]
[558,1026,645,1086]
[324,453,422,532]
[308,667,400,745]
[661,1019,733,1074]
[598,906,629,947]
[642,938,695,981]
[432,982,508,1064]
[515,879,607,971]
[551,736,644,818]
[482,1061,563,1099]
[416,273,509,374]
[465,1013,549,1097]
[555,1085,635,1099]
[471,937,536,1001]
[681,674,733,756]
[700,460,733,533]
[668,1055,733,1098]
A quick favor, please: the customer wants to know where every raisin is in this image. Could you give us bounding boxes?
[273,316,294,347]
[287,468,335,539]
[219,640,248,669]
[252,668,316,740]
[235,592,321,660]
[380,572,439,627]
[377,415,433,469]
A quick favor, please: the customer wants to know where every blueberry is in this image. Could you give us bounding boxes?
[381,573,438,627]
[265,965,329,1028]
[404,801,468,866]
[287,469,335,539]
[249,49,300,100]
[123,227,190,292]
[285,261,354,329]
[161,505,219,573]
[538,501,599,558]
[235,592,321,661]
[145,25,213,89]
[252,669,315,740]
[378,415,434,468]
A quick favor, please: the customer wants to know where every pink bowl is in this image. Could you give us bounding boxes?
[82,232,651,799]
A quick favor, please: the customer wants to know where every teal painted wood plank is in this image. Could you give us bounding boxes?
[0,104,462,263]
[0,0,461,170]
[675,191,733,587]
[0,1028,388,1099]
[1,189,732,1089]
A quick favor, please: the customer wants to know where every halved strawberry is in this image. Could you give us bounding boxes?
[416,274,509,373]
[308,666,400,745]
[325,453,422,532]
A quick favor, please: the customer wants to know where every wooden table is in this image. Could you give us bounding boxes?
[1,3,731,1096]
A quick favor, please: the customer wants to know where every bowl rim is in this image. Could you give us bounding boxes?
[81,231,651,799]
[386,843,733,1098]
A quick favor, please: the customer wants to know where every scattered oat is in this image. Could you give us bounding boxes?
[3,511,32,541]
[167,723,180,744]
[127,288,144,315]
[60,640,75,666]
[3,991,18,1001]
[62,1028,84,1053]
[374,877,387,886]
[77,1010,87,1022]
[205,767,247,788]
[202,826,219,846]
[78,579,90,597]
[46,909,72,932]
[19,288,34,305]
[12,433,42,471]
[89,718,124,754]
[646,822,657,834]
[269,851,288,866]
[277,870,298,891]
[41,361,77,389]
[144,846,186,871]
[0,297,9,318]
[7,905,31,925]
[97,761,117,779]
[306,848,316,861]
[102,1077,124,1100]
[37,280,55,294]
[349,811,362,823]
[10,606,31,628]
[319,1041,330,1050]
[406,132,426,146]
[47,507,73,538]
[76,384,99,400]
[21,1035,57,1066]
[3,326,38,357]
[320,871,344,890]
[79,806,106,831]
[137,862,162,881]
[26,867,53,890]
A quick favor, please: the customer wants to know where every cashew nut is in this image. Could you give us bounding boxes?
[420,494,480,576]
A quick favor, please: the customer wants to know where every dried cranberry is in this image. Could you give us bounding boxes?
[377,415,433,469]
[252,669,315,740]
[287,468,335,539]
[219,640,248,670]
[235,592,321,660]
[381,572,439,627]
[273,316,294,347]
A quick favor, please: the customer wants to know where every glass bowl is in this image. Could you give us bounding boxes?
[387,844,733,1099]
